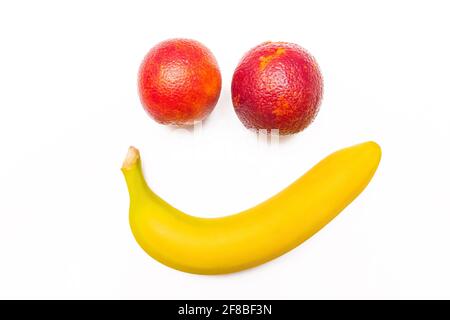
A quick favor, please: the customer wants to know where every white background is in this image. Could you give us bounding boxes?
[0,0,449,299]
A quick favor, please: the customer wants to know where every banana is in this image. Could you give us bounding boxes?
[122,141,381,275]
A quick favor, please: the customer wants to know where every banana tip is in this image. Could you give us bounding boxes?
[122,146,140,170]
[366,140,382,158]
[360,141,382,167]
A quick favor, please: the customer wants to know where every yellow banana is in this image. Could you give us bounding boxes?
[122,141,381,275]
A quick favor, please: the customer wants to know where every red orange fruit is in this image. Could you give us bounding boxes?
[138,39,222,125]
[231,42,323,135]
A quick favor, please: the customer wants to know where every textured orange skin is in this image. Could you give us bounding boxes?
[138,39,222,125]
[231,42,323,135]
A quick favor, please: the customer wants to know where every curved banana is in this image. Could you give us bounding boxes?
[122,141,381,275]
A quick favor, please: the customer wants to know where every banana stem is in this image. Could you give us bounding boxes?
[121,147,154,201]
[121,146,141,171]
